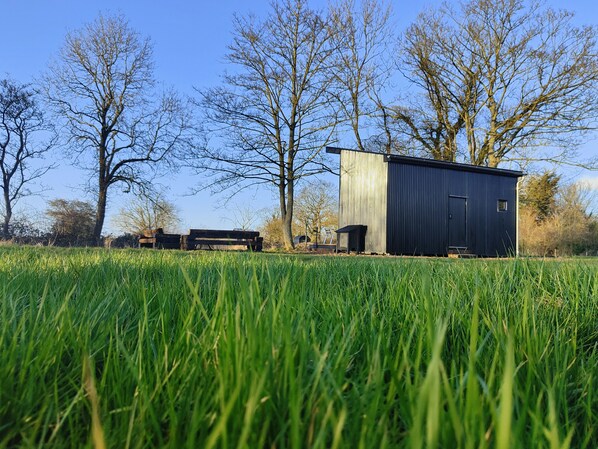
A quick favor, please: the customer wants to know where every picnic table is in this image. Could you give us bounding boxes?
[181,229,263,251]
[139,228,263,252]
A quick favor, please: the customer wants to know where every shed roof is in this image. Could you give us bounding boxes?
[326,147,524,178]
[336,224,367,233]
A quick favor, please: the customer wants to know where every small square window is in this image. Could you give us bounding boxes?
[497,200,508,212]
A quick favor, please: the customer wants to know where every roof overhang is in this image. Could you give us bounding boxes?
[384,154,523,178]
[325,146,524,178]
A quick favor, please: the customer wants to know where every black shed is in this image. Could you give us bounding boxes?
[328,147,524,257]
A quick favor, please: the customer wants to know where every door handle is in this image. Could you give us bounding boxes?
[449,214,452,219]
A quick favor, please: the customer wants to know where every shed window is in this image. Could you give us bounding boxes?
[497,199,508,212]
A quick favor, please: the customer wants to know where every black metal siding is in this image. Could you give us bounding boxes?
[386,162,518,256]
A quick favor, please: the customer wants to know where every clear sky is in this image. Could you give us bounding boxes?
[1,0,597,233]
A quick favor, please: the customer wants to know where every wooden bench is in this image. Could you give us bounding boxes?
[181,229,263,252]
[138,228,182,249]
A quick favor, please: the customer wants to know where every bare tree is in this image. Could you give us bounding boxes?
[112,194,180,235]
[192,0,338,249]
[329,0,395,153]
[294,180,338,243]
[394,10,473,161]
[224,203,264,231]
[0,78,54,239]
[45,14,193,244]
[396,0,598,167]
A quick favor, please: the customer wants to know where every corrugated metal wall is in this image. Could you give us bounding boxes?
[338,151,388,253]
[386,162,518,256]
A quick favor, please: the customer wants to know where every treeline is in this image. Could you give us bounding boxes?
[4,197,177,248]
[1,0,597,249]
[520,173,598,256]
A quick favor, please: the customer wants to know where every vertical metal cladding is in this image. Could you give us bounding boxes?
[386,163,446,255]
[327,147,522,257]
[338,150,388,253]
[386,160,520,257]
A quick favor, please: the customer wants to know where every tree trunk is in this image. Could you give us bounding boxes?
[282,210,293,250]
[2,211,10,239]
[284,174,295,250]
[487,153,500,168]
[93,185,107,246]
[280,184,295,250]
[277,176,291,250]
[1,188,11,239]
[2,206,12,240]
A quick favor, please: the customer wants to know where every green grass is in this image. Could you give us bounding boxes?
[0,246,596,448]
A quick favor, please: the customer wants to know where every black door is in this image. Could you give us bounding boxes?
[448,196,467,248]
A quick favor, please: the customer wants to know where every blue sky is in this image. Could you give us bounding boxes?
[1,0,597,232]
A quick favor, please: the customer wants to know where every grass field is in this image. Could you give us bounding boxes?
[0,246,596,448]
